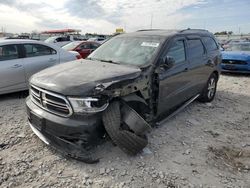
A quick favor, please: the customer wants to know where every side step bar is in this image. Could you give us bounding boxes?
[156,94,200,126]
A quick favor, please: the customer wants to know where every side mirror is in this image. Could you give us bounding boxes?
[160,56,175,70]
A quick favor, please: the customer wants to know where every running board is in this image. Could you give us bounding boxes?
[156,94,200,126]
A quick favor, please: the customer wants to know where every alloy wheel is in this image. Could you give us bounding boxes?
[207,78,216,99]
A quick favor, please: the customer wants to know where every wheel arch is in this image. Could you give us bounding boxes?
[120,93,149,116]
[212,70,219,80]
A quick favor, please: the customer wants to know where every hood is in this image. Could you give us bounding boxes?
[30,59,141,96]
[222,51,250,61]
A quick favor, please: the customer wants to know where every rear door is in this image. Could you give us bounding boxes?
[23,43,59,81]
[185,37,208,95]
[157,37,190,115]
[201,36,221,78]
[0,44,26,94]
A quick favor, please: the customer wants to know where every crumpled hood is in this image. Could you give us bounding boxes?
[222,51,250,61]
[30,59,141,96]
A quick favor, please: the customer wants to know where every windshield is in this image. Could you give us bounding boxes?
[226,43,250,51]
[88,36,162,66]
[62,41,82,50]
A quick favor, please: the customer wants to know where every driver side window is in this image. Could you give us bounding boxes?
[166,40,186,65]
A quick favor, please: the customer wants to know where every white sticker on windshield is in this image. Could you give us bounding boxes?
[141,42,159,48]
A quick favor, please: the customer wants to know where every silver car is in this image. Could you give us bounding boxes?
[0,39,80,95]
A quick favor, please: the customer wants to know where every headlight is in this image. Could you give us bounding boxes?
[68,97,109,113]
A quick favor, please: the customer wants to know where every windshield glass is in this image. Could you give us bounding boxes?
[226,43,250,51]
[88,36,162,66]
[62,41,82,50]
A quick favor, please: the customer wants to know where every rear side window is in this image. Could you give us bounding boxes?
[24,44,57,57]
[202,37,218,51]
[0,44,19,61]
[166,40,186,64]
[187,39,205,59]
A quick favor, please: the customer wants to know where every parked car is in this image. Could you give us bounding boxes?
[0,39,80,95]
[45,36,75,47]
[222,39,247,50]
[62,41,100,59]
[221,42,250,73]
[26,29,221,163]
[87,37,106,44]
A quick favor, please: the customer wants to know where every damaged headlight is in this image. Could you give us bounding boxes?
[68,97,109,113]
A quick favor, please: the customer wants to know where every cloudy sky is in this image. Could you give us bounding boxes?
[0,0,249,34]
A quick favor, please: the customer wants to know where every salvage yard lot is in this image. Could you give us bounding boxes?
[0,74,250,187]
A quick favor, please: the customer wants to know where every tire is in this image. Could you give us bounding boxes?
[198,73,218,103]
[102,101,148,155]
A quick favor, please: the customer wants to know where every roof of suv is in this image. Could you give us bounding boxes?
[120,29,214,38]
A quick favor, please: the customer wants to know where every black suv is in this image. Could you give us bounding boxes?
[26,29,221,163]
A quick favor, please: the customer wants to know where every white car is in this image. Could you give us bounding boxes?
[87,37,106,44]
[44,36,75,47]
[0,39,80,95]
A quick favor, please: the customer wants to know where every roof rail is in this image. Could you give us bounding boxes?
[136,29,164,32]
[180,28,209,33]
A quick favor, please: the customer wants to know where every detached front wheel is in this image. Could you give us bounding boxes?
[198,73,218,103]
[102,101,148,155]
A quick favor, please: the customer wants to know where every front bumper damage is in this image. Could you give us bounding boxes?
[26,97,152,163]
[26,97,104,163]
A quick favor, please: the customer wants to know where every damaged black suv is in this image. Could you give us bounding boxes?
[26,29,221,163]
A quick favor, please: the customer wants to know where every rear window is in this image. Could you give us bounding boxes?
[187,39,205,59]
[0,44,19,61]
[202,37,218,51]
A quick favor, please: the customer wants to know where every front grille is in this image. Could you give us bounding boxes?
[222,59,247,65]
[30,85,73,117]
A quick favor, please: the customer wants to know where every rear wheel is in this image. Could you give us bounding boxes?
[198,73,218,103]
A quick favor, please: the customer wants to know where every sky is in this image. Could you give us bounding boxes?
[0,0,249,34]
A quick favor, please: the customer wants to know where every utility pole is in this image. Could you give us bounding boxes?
[150,13,153,29]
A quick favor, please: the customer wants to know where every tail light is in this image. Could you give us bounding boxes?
[76,54,82,59]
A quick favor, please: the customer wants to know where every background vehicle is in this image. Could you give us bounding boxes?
[222,39,248,50]
[62,41,100,59]
[26,29,221,163]
[45,36,75,47]
[87,37,106,44]
[0,39,80,95]
[221,42,250,73]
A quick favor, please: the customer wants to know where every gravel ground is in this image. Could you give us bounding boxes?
[0,74,250,188]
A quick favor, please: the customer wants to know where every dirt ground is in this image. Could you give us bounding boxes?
[0,74,250,188]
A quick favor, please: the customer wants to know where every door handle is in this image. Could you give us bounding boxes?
[11,64,22,68]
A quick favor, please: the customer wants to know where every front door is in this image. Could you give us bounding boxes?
[157,38,190,116]
[0,44,26,94]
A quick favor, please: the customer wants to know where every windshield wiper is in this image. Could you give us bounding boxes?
[87,57,120,64]
[99,59,120,64]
